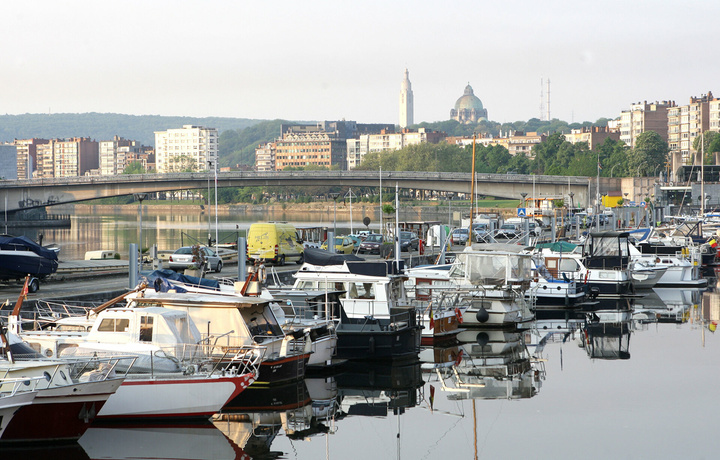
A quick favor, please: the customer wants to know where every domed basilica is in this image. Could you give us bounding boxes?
[450,84,488,124]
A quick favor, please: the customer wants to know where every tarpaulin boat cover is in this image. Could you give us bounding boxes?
[0,235,58,260]
[143,268,220,291]
[303,246,364,266]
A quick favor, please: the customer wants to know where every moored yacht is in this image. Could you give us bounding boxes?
[291,248,421,360]
[12,303,259,420]
[405,243,534,329]
[539,232,634,296]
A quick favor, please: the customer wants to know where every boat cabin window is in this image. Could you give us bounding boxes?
[55,324,90,332]
[139,316,153,342]
[243,308,283,339]
[559,259,580,272]
[348,282,375,299]
[97,318,130,332]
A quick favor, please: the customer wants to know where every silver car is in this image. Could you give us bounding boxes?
[168,246,223,273]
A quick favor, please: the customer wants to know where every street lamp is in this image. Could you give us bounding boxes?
[134,193,149,267]
[329,192,340,253]
[345,188,356,235]
[568,192,574,209]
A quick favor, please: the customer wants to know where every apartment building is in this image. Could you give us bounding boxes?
[450,131,546,158]
[255,143,276,171]
[565,126,621,150]
[668,92,715,171]
[154,125,218,173]
[618,101,673,149]
[275,132,347,170]
[347,128,447,169]
[263,121,394,171]
[99,136,144,175]
[31,137,99,178]
[13,138,49,179]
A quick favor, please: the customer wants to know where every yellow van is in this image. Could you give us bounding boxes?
[247,222,304,265]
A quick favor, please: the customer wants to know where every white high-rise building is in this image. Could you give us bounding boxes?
[399,69,414,128]
[154,125,218,174]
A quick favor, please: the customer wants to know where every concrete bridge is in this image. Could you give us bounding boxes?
[0,170,593,213]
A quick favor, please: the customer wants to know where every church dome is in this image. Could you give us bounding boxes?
[454,84,484,111]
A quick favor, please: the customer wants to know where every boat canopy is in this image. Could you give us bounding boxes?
[303,247,364,266]
[143,269,220,291]
[454,250,532,286]
[535,241,578,253]
[0,235,58,261]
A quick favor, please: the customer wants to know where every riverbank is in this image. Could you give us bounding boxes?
[54,201,519,222]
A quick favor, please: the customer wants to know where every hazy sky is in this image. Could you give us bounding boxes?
[2,1,717,125]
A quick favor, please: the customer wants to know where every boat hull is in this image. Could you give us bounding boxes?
[97,373,255,420]
[1,379,122,443]
[253,354,310,385]
[0,391,37,438]
[335,318,421,360]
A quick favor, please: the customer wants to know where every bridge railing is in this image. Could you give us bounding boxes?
[2,170,591,188]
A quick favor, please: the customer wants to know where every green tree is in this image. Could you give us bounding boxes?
[628,131,668,176]
[531,132,566,174]
[122,161,146,174]
[692,130,720,164]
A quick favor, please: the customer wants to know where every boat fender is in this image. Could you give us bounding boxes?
[476,332,489,346]
[369,336,375,354]
[475,307,489,323]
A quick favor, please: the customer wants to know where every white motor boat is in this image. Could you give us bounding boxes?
[405,243,534,329]
[12,303,259,420]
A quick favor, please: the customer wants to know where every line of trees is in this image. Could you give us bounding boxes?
[354,130,669,178]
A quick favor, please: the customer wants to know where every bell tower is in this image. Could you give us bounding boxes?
[399,69,414,128]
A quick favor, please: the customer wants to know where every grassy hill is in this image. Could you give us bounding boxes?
[0,113,264,147]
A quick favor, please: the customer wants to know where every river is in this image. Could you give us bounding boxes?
[4,207,720,459]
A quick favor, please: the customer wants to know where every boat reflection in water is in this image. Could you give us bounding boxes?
[580,319,632,360]
[634,287,701,323]
[78,423,247,460]
[213,376,338,459]
[334,359,423,418]
[434,328,543,400]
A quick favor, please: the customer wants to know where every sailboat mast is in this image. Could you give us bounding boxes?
[468,134,476,247]
[701,131,705,217]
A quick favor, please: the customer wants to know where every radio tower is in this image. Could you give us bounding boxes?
[539,78,544,120]
[546,78,551,121]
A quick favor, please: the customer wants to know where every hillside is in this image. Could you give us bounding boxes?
[0,113,264,146]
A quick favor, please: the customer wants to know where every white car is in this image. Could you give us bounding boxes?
[168,246,223,273]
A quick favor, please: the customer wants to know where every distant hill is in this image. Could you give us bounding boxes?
[0,113,265,146]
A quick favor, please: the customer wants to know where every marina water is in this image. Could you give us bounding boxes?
[5,208,720,459]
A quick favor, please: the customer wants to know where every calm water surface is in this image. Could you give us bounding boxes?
[6,210,720,459]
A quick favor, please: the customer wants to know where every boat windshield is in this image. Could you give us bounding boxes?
[454,252,531,285]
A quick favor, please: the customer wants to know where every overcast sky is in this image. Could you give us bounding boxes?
[1,1,717,125]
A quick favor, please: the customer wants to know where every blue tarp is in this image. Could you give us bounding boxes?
[142,269,220,292]
[0,235,58,261]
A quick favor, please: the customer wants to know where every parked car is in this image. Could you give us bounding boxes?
[472,223,489,242]
[450,228,469,245]
[321,236,355,254]
[168,246,223,272]
[399,231,420,252]
[358,233,385,254]
[496,223,521,239]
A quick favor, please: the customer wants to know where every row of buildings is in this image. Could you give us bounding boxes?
[1,125,218,180]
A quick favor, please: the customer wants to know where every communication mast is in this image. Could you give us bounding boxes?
[539,78,544,120]
[546,78,551,121]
